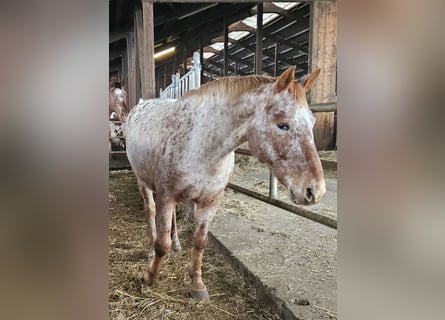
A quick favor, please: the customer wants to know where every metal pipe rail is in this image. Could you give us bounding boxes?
[226,183,337,229]
[309,102,337,113]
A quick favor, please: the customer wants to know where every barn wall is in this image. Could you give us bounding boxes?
[309,0,337,150]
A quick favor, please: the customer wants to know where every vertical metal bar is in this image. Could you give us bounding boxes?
[274,42,279,77]
[254,2,276,198]
[199,40,204,83]
[255,2,263,75]
[183,47,187,75]
[269,42,279,200]
[193,51,201,88]
[223,16,229,76]
[269,172,278,200]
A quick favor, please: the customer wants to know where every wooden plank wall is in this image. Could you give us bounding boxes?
[310,0,337,150]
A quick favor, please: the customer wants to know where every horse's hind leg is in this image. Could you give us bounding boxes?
[143,197,175,286]
[138,182,156,260]
[170,206,182,252]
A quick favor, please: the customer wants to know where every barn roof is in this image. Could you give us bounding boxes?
[110,1,311,82]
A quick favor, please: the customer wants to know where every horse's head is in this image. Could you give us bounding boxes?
[247,67,326,205]
[109,86,129,122]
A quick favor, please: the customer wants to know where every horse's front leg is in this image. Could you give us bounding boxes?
[143,197,175,286]
[189,197,222,300]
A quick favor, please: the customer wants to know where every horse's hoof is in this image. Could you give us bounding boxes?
[142,271,158,287]
[171,242,182,253]
[190,289,210,300]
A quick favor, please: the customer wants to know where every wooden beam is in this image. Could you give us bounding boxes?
[229,21,255,33]
[231,40,305,67]
[154,6,253,54]
[110,30,127,44]
[127,31,136,108]
[142,0,156,99]
[153,0,314,2]
[262,30,308,55]
[252,2,310,24]
[135,9,145,101]
[252,2,288,16]
[109,52,123,61]
[203,46,220,54]
[309,0,337,150]
[155,4,253,43]
[210,35,237,44]
[204,59,248,75]
[225,52,254,69]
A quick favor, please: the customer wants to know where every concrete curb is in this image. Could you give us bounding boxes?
[208,231,302,320]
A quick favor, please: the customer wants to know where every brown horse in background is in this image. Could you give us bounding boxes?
[109,77,128,122]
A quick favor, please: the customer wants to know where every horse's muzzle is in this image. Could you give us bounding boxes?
[290,182,326,205]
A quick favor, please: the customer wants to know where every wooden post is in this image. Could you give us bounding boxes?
[122,47,128,88]
[223,16,229,76]
[135,9,144,101]
[255,3,263,75]
[142,0,156,99]
[309,0,337,150]
[127,31,136,108]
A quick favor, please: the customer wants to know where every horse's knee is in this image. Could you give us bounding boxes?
[193,234,208,252]
[154,234,171,257]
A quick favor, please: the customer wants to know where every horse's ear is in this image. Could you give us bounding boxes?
[296,69,321,92]
[275,66,296,93]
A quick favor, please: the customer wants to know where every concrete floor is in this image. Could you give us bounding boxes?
[209,174,337,319]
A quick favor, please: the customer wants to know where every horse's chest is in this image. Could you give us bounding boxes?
[174,154,234,200]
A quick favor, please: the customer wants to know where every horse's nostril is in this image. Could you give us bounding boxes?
[305,188,314,203]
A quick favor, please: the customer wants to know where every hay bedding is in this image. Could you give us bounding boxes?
[109,170,280,320]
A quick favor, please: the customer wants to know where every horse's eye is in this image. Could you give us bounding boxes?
[276,123,290,131]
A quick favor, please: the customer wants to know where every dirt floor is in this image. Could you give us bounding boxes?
[109,170,282,320]
[109,150,337,319]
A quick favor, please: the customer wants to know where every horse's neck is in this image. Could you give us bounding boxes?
[187,93,259,161]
